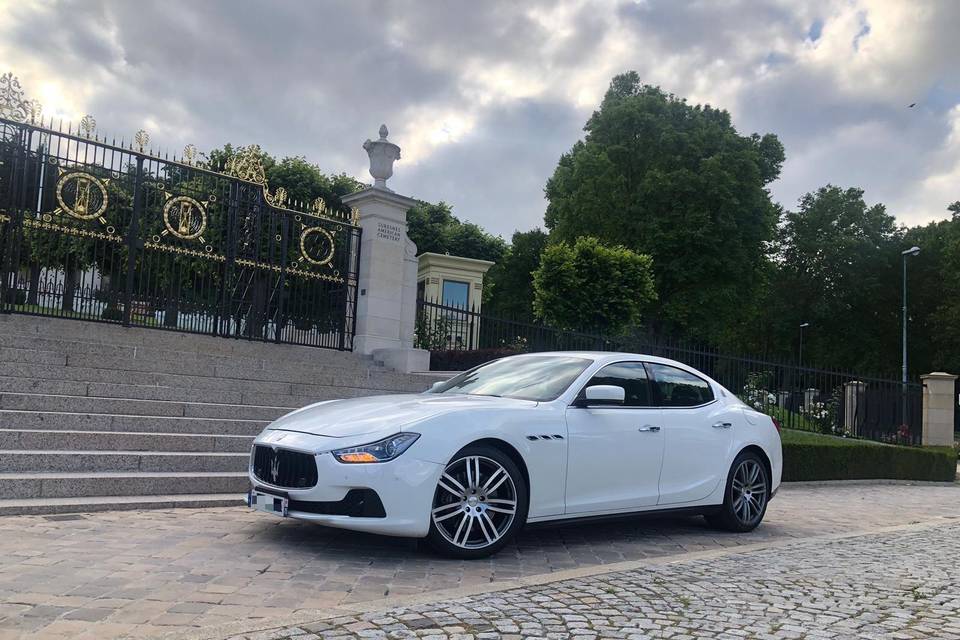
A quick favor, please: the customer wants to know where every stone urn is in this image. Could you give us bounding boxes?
[363,124,401,189]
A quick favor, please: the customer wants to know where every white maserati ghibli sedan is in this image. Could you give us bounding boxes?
[247,352,782,558]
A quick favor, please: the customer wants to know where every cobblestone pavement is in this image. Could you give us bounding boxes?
[248,521,960,640]
[0,483,958,639]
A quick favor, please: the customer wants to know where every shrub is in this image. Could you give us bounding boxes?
[3,288,26,305]
[100,305,123,321]
[429,348,521,371]
[781,430,955,482]
[532,236,656,334]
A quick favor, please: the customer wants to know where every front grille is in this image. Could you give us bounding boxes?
[252,445,318,489]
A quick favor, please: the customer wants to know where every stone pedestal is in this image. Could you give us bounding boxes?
[341,186,429,372]
[920,372,957,447]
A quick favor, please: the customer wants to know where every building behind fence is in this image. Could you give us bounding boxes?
[416,297,925,446]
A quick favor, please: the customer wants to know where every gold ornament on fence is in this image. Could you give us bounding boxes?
[312,197,327,215]
[0,72,31,122]
[225,144,267,185]
[26,98,41,124]
[134,129,149,152]
[79,115,96,138]
[299,225,336,266]
[270,186,288,208]
[161,192,209,243]
[183,144,197,165]
[54,168,110,224]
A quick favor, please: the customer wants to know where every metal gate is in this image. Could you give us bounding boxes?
[0,116,361,349]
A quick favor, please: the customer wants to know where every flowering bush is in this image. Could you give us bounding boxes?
[742,371,776,411]
[500,335,529,352]
[800,388,842,435]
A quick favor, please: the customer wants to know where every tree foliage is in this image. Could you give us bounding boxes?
[532,236,656,335]
[484,228,548,321]
[406,201,506,262]
[760,185,903,373]
[543,72,784,342]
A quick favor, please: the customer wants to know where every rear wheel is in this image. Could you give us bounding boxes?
[706,450,769,532]
[425,444,528,559]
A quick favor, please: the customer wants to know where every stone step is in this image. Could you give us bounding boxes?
[0,392,290,421]
[0,331,373,368]
[0,450,249,473]
[58,351,404,385]
[0,471,249,498]
[19,347,369,381]
[0,375,358,409]
[0,429,253,452]
[0,375,243,405]
[0,493,245,516]
[0,346,66,365]
[0,361,434,394]
[0,314,372,365]
[0,409,267,435]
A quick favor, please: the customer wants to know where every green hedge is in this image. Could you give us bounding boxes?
[782,433,956,482]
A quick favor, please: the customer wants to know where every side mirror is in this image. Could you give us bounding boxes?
[582,385,625,406]
[429,381,446,392]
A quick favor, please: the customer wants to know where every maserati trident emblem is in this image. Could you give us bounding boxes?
[270,455,280,484]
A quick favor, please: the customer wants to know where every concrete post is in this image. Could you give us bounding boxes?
[920,372,957,447]
[340,125,429,373]
[843,381,865,436]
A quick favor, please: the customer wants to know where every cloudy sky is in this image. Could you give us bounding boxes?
[2,0,958,238]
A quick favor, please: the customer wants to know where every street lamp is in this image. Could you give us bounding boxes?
[901,246,920,384]
[798,322,810,370]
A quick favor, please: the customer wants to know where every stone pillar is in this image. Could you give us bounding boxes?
[920,372,957,447]
[341,125,429,373]
[843,381,865,436]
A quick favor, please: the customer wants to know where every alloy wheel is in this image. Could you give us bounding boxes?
[431,455,517,550]
[731,458,767,525]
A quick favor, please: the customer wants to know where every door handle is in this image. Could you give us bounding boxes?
[712,422,733,429]
[638,425,660,432]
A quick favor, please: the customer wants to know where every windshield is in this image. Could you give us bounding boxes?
[429,355,593,401]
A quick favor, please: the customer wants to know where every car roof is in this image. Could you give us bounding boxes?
[507,350,691,368]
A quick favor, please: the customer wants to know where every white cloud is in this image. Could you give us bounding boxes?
[0,0,957,237]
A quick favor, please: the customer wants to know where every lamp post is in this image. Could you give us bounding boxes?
[901,246,920,384]
[798,322,810,370]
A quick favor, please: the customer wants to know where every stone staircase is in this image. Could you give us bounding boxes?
[0,314,442,515]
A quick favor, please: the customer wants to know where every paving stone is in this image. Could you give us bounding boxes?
[1,484,959,639]
[253,518,960,639]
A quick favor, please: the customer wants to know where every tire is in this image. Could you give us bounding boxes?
[706,450,770,532]
[425,444,528,559]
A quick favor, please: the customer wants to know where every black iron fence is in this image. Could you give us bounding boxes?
[0,117,361,349]
[416,298,924,445]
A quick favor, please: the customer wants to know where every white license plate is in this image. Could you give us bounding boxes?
[248,491,288,517]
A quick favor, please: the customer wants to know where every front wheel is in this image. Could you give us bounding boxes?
[425,444,528,559]
[706,450,770,532]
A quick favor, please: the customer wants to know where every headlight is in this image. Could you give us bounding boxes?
[331,433,420,464]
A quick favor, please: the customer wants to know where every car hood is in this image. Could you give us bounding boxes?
[265,393,537,438]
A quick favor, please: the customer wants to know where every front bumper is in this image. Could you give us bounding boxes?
[248,434,443,538]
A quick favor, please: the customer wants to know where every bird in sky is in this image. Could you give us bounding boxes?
[908,103,916,108]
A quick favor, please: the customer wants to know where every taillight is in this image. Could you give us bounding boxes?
[771,417,781,434]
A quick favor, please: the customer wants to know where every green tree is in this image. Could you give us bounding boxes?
[901,201,960,375]
[765,185,902,373]
[532,236,656,334]
[544,72,784,343]
[406,201,506,262]
[484,228,548,320]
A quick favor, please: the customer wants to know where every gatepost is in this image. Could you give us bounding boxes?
[920,372,957,447]
[342,125,430,373]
